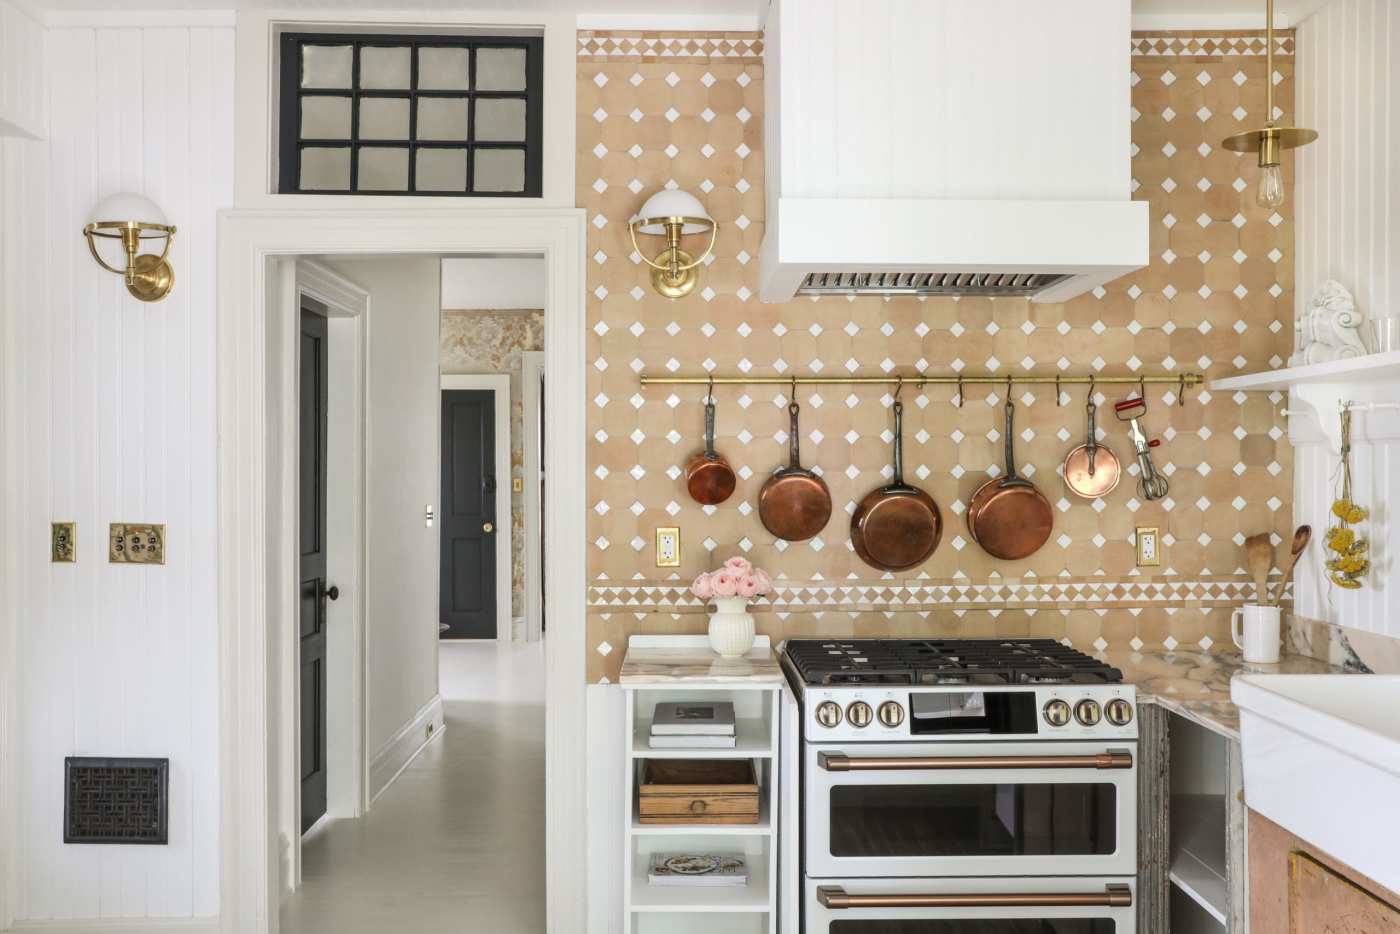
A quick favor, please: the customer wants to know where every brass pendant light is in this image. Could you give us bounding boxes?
[1221,0,1317,209]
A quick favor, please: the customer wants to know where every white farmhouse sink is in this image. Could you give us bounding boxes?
[1232,674,1400,892]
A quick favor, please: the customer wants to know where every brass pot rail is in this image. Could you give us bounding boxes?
[818,751,1134,771]
[816,884,1134,910]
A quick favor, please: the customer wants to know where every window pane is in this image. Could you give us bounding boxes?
[417,98,469,141]
[416,148,468,192]
[474,98,526,142]
[299,147,351,190]
[359,98,409,140]
[472,149,525,193]
[301,45,352,89]
[300,96,351,139]
[419,47,469,90]
[360,46,410,89]
[358,147,409,191]
[476,48,526,91]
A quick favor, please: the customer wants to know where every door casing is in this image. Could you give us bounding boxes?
[440,374,512,642]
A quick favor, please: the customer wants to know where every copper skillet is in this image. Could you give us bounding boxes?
[758,386,831,541]
[967,395,1054,560]
[1063,386,1121,499]
[851,384,942,571]
[684,382,737,505]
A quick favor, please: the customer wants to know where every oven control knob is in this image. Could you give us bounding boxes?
[1105,698,1134,726]
[846,701,873,728]
[815,701,842,728]
[1074,699,1103,726]
[877,701,905,729]
[1043,699,1072,727]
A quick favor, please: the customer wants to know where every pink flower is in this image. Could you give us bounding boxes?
[712,572,739,597]
[751,569,772,595]
[723,556,752,576]
[691,572,714,600]
[736,575,760,598]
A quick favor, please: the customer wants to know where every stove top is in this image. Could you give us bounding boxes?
[783,638,1124,687]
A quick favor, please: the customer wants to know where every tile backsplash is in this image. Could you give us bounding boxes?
[579,29,1296,682]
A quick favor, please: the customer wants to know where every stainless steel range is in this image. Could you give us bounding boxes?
[781,638,1138,933]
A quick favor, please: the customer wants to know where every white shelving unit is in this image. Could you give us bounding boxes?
[619,636,786,934]
[1208,350,1400,392]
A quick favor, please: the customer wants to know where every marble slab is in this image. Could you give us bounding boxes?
[620,636,785,685]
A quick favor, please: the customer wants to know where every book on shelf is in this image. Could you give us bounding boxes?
[647,853,749,886]
[647,734,737,749]
[650,701,736,736]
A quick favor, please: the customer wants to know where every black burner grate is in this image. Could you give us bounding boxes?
[784,638,1123,686]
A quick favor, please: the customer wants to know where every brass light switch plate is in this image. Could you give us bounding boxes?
[1136,527,1161,567]
[655,527,681,567]
[52,522,77,563]
[109,523,165,565]
[512,478,524,493]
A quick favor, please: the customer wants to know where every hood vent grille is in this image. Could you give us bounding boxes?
[797,271,1073,298]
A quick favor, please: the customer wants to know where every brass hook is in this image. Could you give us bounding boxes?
[790,375,797,403]
[707,373,715,405]
[894,374,903,402]
[1178,373,1186,406]
[1088,374,1096,402]
[956,374,964,408]
[1055,374,1062,407]
[1138,375,1146,402]
[1006,374,1013,403]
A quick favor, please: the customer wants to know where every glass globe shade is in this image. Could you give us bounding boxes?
[630,189,713,236]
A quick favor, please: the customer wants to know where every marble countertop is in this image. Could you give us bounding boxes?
[620,638,785,685]
[1097,648,1353,740]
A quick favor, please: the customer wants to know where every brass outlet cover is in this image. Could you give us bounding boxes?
[655,527,681,567]
[52,522,77,563]
[1136,526,1161,567]
[109,523,166,565]
[512,477,524,493]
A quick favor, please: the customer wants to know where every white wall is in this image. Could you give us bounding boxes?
[0,1,43,139]
[441,256,547,310]
[325,257,443,754]
[0,21,234,925]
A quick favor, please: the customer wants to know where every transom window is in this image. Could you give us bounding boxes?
[278,33,543,196]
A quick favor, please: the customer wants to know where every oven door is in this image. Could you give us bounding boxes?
[806,741,1136,879]
[805,877,1135,934]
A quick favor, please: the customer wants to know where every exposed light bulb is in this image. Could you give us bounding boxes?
[1256,163,1285,209]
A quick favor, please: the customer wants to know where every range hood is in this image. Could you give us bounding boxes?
[759,0,1148,304]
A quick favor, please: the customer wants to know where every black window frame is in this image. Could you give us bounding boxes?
[278,31,544,197]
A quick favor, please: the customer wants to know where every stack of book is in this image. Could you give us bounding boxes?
[647,853,749,887]
[648,701,736,749]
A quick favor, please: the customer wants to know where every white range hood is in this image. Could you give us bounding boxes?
[759,0,1149,303]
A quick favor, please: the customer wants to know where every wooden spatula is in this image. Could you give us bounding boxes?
[1271,525,1312,606]
[1244,533,1274,605]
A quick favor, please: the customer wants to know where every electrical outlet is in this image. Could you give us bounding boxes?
[1136,527,1161,567]
[52,522,77,563]
[655,527,681,567]
[109,523,165,565]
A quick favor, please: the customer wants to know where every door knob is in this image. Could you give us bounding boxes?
[324,584,340,601]
[483,522,494,534]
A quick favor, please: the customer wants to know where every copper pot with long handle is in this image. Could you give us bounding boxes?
[1063,396,1121,499]
[758,399,831,542]
[967,398,1054,560]
[850,399,942,571]
[684,395,736,505]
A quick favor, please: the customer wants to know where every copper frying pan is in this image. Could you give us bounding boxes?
[758,397,831,541]
[684,391,737,505]
[1063,395,1120,499]
[967,398,1054,560]
[851,397,942,571]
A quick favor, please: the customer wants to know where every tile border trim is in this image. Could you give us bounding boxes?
[1130,30,1294,58]
[577,30,764,63]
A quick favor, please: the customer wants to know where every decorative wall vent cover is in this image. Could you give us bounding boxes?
[63,757,169,845]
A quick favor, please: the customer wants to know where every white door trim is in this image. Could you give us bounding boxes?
[439,373,512,643]
[216,208,587,934]
[522,350,545,644]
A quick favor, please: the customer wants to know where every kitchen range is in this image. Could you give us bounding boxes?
[782,638,1139,933]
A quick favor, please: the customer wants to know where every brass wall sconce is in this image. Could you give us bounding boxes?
[628,189,717,299]
[83,193,177,302]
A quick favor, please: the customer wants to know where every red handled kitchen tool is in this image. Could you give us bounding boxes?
[1114,396,1169,501]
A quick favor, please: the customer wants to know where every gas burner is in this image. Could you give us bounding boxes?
[783,638,1123,687]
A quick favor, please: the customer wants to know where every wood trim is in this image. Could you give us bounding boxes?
[368,693,444,802]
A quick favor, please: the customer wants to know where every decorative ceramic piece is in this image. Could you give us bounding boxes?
[692,557,772,658]
[1291,279,1367,366]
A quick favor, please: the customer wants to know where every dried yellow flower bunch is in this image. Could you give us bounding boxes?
[1326,410,1369,590]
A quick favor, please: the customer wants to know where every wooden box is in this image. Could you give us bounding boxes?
[637,759,760,825]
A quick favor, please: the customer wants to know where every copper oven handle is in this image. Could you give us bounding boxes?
[817,884,1133,910]
[818,751,1133,771]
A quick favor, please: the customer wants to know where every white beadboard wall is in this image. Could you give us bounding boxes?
[1291,0,1399,637]
[2,23,234,923]
[0,0,43,139]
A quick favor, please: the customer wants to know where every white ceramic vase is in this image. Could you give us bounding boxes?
[707,596,756,658]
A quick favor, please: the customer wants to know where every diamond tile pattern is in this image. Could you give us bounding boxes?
[578,30,1295,682]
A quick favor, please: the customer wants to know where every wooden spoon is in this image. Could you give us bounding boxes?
[1244,533,1273,605]
[1271,525,1312,606]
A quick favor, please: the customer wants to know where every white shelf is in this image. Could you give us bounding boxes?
[632,718,774,758]
[630,858,771,913]
[1209,350,1400,392]
[1169,793,1228,926]
[631,798,772,836]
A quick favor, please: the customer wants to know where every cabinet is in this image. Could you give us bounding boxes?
[1165,715,1246,934]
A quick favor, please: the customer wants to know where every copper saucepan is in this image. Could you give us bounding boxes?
[684,390,737,505]
[851,395,942,571]
[758,396,831,541]
[967,398,1054,560]
[1063,395,1121,499]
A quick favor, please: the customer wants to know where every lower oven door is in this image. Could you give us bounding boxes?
[806,741,1136,879]
[806,877,1136,934]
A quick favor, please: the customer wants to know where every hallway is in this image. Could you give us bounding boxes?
[281,640,546,934]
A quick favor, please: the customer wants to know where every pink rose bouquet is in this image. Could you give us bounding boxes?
[691,557,774,602]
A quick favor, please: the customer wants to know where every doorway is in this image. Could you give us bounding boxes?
[298,306,331,833]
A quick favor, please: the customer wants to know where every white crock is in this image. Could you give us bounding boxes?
[707,596,756,658]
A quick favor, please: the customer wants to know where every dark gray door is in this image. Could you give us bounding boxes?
[440,389,497,639]
[299,309,330,832]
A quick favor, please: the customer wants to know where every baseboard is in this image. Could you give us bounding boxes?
[7,918,219,934]
[368,693,444,803]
